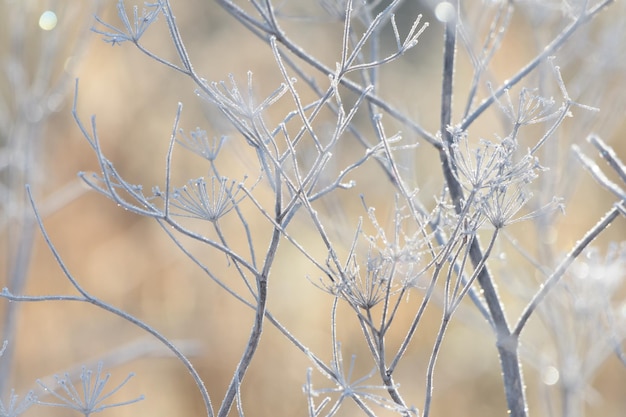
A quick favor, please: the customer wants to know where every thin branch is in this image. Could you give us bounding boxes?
[164,103,183,218]
[216,155,282,417]
[7,186,215,417]
[461,0,615,130]
[215,0,439,147]
[514,205,620,336]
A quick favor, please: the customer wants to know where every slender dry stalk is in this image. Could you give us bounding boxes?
[1,1,625,417]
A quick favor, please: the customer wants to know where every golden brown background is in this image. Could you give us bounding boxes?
[1,1,625,417]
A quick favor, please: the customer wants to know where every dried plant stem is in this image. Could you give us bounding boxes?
[4,186,215,417]
[217,165,283,417]
[461,0,615,130]
[437,4,526,415]
[514,205,621,337]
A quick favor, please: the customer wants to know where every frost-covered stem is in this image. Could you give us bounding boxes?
[216,174,282,417]
[1,52,85,395]
[462,2,514,119]
[0,1,85,391]
[8,186,215,417]
[216,0,438,146]
[425,228,499,417]
[158,217,334,379]
[387,192,478,375]
[372,323,409,416]
[0,212,36,396]
[437,6,527,416]
[423,314,450,417]
[514,205,620,336]
[461,0,615,130]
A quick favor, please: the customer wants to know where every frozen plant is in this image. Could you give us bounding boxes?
[35,362,143,417]
[1,1,625,417]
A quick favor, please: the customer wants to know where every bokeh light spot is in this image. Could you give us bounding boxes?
[39,11,58,31]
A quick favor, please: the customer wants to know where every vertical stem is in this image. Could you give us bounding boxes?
[0,215,36,396]
[216,170,283,417]
[438,2,464,214]
[437,4,527,417]
[423,315,450,417]
[0,114,44,397]
[440,12,455,150]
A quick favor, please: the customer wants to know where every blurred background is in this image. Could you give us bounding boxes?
[1,1,625,416]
